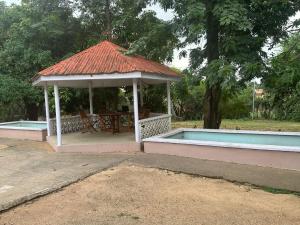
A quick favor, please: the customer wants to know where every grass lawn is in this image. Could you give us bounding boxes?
[172,119,300,132]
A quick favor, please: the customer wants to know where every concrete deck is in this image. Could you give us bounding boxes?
[0,138,134,212]
[130,153,300,193]
[47,131,140,153]
[1,138,300,213]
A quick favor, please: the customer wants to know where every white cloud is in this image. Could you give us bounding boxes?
[3,0,20,5]
[145,3,174,21]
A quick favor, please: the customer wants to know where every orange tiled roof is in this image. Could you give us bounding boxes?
[38,41,180,77]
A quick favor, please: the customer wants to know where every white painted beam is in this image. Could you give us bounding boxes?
[133,79,140,142]
[43,84,50,136]
[32,71,180,87]
[54,84,62,146]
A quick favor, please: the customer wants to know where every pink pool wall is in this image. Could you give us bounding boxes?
[47,139,141,153]
[0,129,47,141]
[144,142,300,171]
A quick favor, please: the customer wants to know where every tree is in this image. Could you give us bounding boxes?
[220,85,252,119]
[74,0,179,114]
[0,0,82,120]
[76,0,178,62]
[155,0,300,128]
[172,70,205,120]
[264,32,300,121]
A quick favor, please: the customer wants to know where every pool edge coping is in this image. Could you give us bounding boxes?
[143,128,300,153]
[0,121,47,131]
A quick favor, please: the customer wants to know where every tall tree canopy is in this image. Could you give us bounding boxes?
[0,0,178,121]
[264,32,300,121]
[0,0,82,120]
[75,0,178,62]
[153,0,300,128]
[0,0,299,123]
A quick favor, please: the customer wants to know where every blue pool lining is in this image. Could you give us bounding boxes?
[144,128,300,153]
[0,121,47,131]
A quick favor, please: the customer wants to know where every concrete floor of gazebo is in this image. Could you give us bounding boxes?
[47,131,140,153]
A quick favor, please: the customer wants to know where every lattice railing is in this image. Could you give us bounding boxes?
[49,113,171,140]
[49,114,99,135]
[138,114,171,140]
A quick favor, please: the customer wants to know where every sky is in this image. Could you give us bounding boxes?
[4,0,17,5]
[3,0,300,70]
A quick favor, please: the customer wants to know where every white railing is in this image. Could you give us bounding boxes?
[49,113,172,141]
[49,114,99,135]
[138,114,171,140]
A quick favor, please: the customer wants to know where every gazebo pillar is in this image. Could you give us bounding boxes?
[139,80,144,107]
[43,84,50,136]
[167,81,171,115]
[54,84,62,146]
[133,79,140,142]
[88,82,93,115]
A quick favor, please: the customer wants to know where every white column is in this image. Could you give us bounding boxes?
[133,79,140,142]
[139,80,144,107]
[167,81,171,115]
[54,84,62,146]
[89,82,93,115]
[44,84,50,136]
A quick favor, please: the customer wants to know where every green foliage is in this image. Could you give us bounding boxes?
[221,87,252,119]
[172,71,205,120]
[214,0,252,31]
[0,0,82,120]
[76,0,178,62]
[125,12,177,62]
[0,0,178,121]
[142,84,167,113]
[0,0,299,123]
[155,0,300,127]
[0,74,41,121]
[264,32,300,121]
[202,59,237,90]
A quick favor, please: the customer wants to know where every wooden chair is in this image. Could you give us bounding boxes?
[79,111,97,133]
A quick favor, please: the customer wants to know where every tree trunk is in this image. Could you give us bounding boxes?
[203,0,221,129]
[203,84,222,128]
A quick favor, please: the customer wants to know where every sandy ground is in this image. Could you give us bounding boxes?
[0,164,300,225]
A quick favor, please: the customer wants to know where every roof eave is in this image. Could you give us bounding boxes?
[32,71,180,87]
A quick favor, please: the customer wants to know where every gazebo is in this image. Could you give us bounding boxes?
[33,41,180,152]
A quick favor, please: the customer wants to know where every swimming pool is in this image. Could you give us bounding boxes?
[0,121,47,130]
[166,130,300,149]
[144,129,300,171]
[0,121,47,141]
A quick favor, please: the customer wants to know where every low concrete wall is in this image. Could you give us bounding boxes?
[0,129,47,142]
[144,142,300,171]
[47,138,141,153]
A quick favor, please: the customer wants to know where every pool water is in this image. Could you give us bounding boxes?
[166,131,300,147]
[0,122,47,130]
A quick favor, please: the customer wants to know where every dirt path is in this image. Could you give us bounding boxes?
[1,164,300,225]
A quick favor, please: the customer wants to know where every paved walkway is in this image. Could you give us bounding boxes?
[130,153,300,193]
[0,138,300,212]
[0,138,133,211]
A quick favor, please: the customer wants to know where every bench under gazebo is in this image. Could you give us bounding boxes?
[32,41,180,153]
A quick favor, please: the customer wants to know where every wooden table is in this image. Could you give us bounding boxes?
[99,112,133,134]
